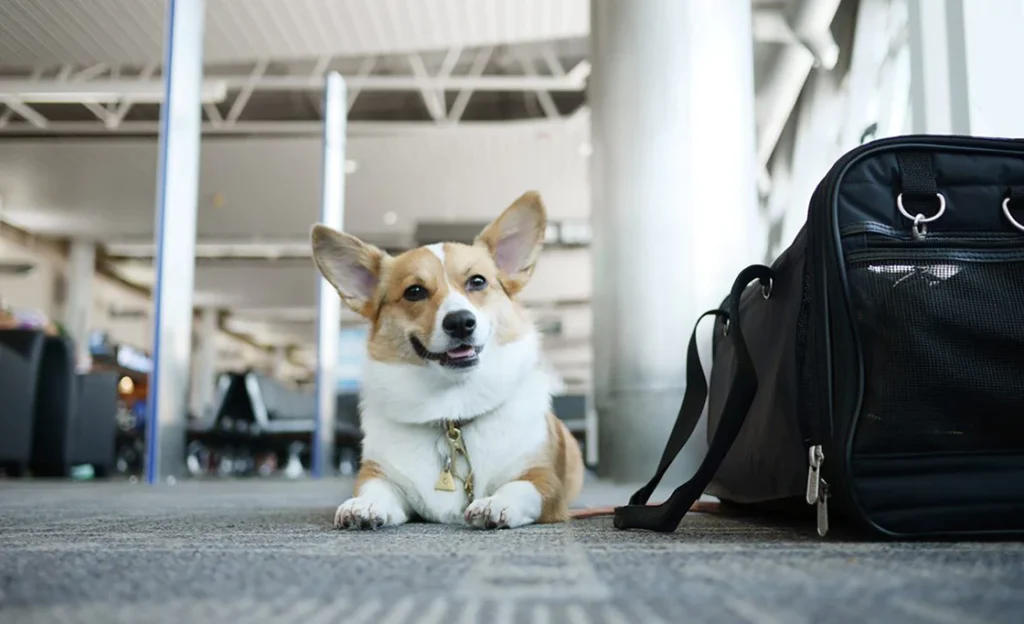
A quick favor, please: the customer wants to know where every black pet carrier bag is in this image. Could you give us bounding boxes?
[615,134,1024,538]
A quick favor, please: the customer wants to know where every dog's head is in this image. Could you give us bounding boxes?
[311,191,546,381]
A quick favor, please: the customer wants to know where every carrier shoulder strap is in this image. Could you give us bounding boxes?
[613,264,771,533]
[622,307,726,509]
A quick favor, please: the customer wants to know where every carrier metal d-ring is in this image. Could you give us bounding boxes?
[761,277,773,300]
[897,192,946,238]
[1002,197,1024,233]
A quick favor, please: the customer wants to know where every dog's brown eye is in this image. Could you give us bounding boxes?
[403,285,428,302]
[466,275,487,291]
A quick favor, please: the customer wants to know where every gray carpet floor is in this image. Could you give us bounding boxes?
[1,478,1022,624]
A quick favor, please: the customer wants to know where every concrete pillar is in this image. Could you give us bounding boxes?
[589,0,758,482]
[190,307,218,420]
[313,72,347,478]
[145,0,205,484]
[64,239,96,369]
[907,0,970,134]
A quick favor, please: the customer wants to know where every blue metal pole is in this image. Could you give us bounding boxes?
[145,0,205,485]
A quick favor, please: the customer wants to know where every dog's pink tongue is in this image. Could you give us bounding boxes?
[446,345,475,359]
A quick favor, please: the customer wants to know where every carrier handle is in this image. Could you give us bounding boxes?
[613,264,771,533]
[896,152,943,215]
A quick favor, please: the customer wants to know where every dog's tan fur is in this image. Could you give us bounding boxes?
[517,413,585,523]
[354,459,386,496]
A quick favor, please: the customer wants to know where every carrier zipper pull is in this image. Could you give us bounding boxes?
[805,445,824,504]
[806,445,830,537]
[817,480,830,537]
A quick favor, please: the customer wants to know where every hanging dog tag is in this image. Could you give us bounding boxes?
[434,470,456,492]
[434,458,456,492]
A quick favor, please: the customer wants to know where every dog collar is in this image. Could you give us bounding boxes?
[434,420,475,500]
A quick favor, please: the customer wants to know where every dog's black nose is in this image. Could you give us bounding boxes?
[442,310,476,339]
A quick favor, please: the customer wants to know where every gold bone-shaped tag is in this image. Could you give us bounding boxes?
[434,468,456,492]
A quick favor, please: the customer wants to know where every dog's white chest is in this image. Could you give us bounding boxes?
[361,386,550,524]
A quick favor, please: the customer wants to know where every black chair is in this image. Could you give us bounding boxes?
[335,392,362,441]
[248,372,372,476]
[334,393,363,475]
[26,333,78,477]
[0,336,37,475]
[24,334,76,475]
[68,371,118,477]
[0,329,118,478]
[185,370,366,477]
[185,372,259,476]
[248,371,316,434]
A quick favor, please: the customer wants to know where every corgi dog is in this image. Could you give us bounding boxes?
[311,191,584,530]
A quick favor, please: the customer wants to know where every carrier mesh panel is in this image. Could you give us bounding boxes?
[848,256,1024,455]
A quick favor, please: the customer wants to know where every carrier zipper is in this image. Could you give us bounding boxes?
[845,247,1024,264]
[840,224,1024,250]
[805,444,829,536]
[802,181,833,538]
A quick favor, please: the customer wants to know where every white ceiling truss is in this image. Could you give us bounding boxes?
[0,41,590,135]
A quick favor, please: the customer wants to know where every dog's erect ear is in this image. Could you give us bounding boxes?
[310,224,387,316]
[475,191,547,294]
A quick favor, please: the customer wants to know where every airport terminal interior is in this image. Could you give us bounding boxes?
[1,0,1023,622]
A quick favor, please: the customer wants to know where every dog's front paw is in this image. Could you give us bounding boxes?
[334,497,393,530]
[464,495,535,530]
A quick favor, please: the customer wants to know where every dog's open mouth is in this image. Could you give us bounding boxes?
[410,336,482,369]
